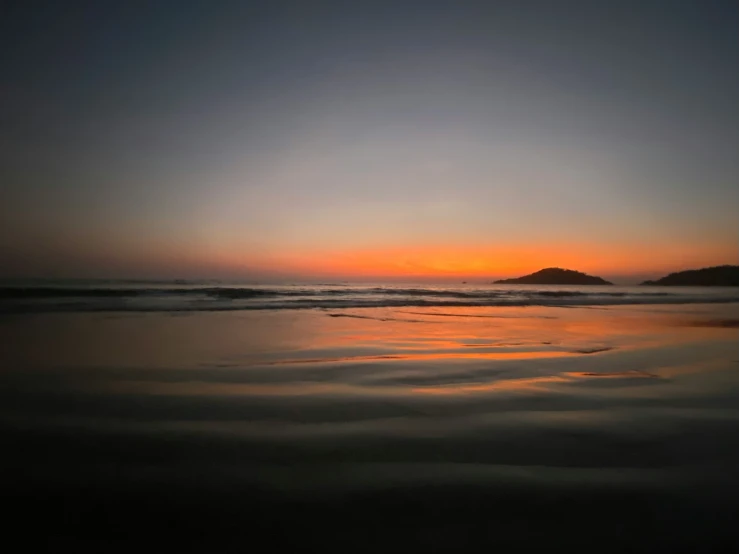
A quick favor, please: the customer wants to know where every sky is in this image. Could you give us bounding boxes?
[1,0,737,282]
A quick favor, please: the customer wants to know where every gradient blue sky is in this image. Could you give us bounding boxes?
[1,0,737,281]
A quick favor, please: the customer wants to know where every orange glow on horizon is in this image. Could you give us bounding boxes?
[237,240,737,280]
[129,237,736,281]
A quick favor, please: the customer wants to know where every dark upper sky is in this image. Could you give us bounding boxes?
[1,0,737,280]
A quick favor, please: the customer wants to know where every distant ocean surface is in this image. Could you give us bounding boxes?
[1,280,738,312]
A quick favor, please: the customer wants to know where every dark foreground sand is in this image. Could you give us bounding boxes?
[1,304,738,552]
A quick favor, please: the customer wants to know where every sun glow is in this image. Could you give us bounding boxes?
[236,240,737,280]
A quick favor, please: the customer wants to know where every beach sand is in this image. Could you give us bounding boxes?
[1,303,738,551]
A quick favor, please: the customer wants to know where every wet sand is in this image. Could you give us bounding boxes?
[1,304,738,551]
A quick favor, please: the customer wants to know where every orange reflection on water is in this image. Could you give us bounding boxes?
[261,349,573,366]
[411,375,569,395]
[282,305,677,368]
[8,303,731,379]
[411,369,661,396]
[564,370,658,379]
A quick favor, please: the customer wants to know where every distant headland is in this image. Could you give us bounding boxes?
[641,265,739,286]
[494,267,613,285]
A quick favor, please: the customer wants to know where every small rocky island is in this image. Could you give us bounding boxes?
[494,267,613,285]
[641,265,739,286]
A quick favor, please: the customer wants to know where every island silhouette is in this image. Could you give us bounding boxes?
[494,267,613,285]
[641,265,739,286]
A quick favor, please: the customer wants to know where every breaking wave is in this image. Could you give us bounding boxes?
[1,283,737,313]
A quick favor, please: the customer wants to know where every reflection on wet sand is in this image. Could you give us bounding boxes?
[411,374,569,394]
[2,303,735,410]
[1,302,738,553]
[261,349,574,365]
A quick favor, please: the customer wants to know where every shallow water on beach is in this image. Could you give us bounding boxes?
[1,302,738,550]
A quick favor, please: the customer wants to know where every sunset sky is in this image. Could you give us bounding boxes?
[1,0,737,282]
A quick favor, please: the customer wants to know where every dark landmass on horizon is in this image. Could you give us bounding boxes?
[494,267,613,285]
[642,265,739,286]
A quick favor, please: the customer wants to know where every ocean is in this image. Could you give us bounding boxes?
[2,281,738,312]
[1,281,738,551]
